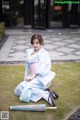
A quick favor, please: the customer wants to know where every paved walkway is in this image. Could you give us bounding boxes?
[0,29,80,63]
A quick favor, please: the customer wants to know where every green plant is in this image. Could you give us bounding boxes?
[0,22,5,40]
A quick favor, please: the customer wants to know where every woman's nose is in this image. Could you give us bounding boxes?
[34,44,37,47]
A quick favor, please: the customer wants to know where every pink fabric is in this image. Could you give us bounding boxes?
[30,63,37,74]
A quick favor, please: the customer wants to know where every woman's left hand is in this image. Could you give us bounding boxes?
[26,74,36,81]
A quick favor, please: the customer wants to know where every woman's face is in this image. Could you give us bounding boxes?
[32,39,42,52]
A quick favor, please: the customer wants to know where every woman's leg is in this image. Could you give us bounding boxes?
[42,90,56,107]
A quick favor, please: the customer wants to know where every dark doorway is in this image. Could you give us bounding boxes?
[32,0,48,29]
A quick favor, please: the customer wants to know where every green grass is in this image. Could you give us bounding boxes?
[0,62,80,120]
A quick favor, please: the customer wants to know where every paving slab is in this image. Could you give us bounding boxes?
[0,29,80,63]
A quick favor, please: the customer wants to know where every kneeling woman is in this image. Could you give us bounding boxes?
[14,34,57,106]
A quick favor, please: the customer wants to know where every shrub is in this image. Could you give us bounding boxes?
[0,22,5,41]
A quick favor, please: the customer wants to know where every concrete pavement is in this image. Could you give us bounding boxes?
[0,29,80,63]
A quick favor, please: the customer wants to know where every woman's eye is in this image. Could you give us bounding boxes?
[33,42,39,44]
[36,42,39,44]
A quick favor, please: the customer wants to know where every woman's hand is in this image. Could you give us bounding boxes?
[26,74,36,81]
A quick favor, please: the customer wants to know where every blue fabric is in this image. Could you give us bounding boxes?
[19,88,32,102]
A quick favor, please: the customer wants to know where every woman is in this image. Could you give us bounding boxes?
[14,34,58,107]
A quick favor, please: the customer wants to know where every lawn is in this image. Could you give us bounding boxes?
[0,62,80,120]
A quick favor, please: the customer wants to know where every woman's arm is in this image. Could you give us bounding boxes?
[35,51,51,76]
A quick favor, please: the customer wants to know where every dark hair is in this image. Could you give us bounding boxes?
[31,34,44,45]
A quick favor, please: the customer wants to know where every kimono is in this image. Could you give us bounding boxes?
[14,47,56,102]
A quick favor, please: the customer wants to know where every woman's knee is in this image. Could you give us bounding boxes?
[14,87,21,96]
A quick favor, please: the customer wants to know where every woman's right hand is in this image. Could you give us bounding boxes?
[26,74,36,81]
[26,76,32,81]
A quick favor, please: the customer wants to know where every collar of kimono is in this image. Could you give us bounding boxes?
[32,47,44,55]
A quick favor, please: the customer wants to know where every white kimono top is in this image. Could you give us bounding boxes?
[14,47,56,102]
